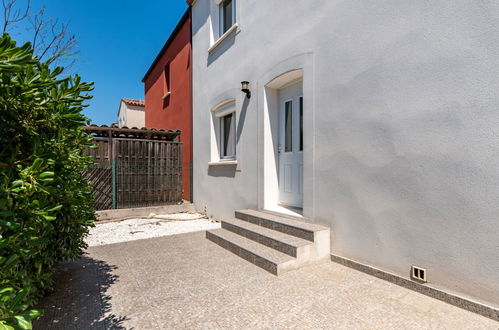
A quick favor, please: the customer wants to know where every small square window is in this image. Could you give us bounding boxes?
[220,112,236,159]
[164,63,171,94]
[219,0,235,36]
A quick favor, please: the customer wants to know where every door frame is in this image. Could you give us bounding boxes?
[278,83,303,208]
[256,53,315,219]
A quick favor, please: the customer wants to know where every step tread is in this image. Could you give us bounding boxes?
[223,218,312,248]
[236,209,329,232]
[207,228,295,265]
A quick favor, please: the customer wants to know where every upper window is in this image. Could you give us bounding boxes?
[164,62,171,96]
[219,0,235,36]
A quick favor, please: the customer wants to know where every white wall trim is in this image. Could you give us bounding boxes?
[209,92,239,164]
[257,52,315,220]
[211,98,236,113]
[209,89,239,109]
[208,160,238,166]
[208,23,239,53]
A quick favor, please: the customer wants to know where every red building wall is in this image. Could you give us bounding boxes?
[143,11,192,201]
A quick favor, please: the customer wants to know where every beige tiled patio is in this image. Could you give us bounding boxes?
[34,231,497,329]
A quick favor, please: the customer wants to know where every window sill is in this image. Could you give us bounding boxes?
[208,160,238,166]
[208,23,239,54]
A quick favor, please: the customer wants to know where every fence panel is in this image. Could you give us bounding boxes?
[84,138,183,210]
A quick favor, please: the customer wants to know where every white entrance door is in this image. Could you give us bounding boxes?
[278,81,303,208]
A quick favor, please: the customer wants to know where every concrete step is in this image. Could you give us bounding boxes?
[221,218,312,258]
[206,228,296,276]
[235,209,329,242]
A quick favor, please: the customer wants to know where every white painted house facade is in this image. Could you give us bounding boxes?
[190,0,499,309]
[117,98,145,128]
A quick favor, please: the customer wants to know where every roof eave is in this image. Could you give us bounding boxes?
[141,8,191,83]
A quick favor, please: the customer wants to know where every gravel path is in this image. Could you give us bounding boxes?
[86,213,220,247]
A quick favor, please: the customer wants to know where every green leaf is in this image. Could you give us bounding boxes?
[42,215,56,221]
[30,158,44,171]
[0,211,13,217]
[14,316,31,330]
[9,288,28,310]
[0,321,16,330]
[45,205,62,212]
[37,171,54,179]
[3,254,19,268]
[0,287,15,295]
[11,180,23,187]
[20,310,42,319]
[0,239,8,249]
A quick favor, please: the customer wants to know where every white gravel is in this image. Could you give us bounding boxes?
[86,212,220,247]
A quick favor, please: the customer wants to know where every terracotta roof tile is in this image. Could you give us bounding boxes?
[121,98,145,107]
[84,124,181,141]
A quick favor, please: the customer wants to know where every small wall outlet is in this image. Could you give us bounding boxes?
[411,265,427,282]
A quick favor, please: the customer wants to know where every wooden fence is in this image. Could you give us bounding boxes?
[83,126,183,210]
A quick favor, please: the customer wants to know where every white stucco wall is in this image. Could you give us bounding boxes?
[191,0,499,307]
[118,102,127,128]
[118,101,145,128]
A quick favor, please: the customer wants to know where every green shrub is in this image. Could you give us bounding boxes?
[0,33,95,329]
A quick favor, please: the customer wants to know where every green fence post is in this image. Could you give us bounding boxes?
[112,159,117,209]
[190,161,193,203]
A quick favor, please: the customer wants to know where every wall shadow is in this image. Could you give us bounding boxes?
[207,33,236,66]
[208,165,238,178]
[162,94,171,109]
[33,256,127,329]
[236,95,250,143]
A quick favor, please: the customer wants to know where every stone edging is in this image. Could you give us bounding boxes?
[330,254,499,322]
[96,203,197,221]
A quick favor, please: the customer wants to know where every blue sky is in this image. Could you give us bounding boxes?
[8,0,188,125]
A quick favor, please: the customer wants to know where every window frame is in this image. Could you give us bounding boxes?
[163,62,171,99]
[219,0,236,37]
[210,99,237,164]
[219,111,236,160]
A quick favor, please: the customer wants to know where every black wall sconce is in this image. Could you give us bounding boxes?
[241,81,251,99]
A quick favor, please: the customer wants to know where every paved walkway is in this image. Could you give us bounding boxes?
[34,231,497,329]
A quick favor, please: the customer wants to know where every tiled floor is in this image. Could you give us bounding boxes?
[34,231,498,329]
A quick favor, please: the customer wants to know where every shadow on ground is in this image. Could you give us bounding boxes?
[33,255,127,329]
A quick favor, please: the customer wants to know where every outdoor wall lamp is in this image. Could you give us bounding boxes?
[241,81,251,99]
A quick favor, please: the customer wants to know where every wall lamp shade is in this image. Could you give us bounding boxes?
[241,81,251,98]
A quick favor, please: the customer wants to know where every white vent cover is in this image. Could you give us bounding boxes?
[411,266,427,282]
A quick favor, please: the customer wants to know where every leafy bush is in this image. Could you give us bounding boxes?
[0,33,95,329]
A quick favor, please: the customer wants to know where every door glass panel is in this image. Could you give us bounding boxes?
[299,97,303,151]
[285,100,292,152]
